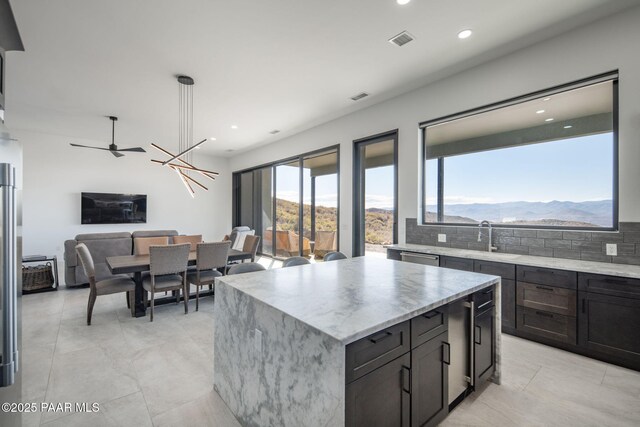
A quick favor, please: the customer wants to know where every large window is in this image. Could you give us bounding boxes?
[233,146,339,260]
[422,74,617,230]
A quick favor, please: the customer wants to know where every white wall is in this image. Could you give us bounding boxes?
[18,129,231,262]
[229,6,640,256]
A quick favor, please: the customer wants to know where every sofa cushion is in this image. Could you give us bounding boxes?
[132,230,179,243]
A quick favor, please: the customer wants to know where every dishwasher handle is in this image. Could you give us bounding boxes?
[400,252,440,266]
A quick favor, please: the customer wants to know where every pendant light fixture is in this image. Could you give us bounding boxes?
[151,75,218,197]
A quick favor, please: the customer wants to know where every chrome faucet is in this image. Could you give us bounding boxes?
[478,220,497,252]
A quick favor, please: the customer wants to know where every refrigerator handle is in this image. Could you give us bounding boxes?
[0,163,18,387]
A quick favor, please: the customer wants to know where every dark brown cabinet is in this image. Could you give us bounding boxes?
[578,273,640,370]
[411,332,449,427]
[474,260,516,333]
[515,265,577,346]
[439,255,474,272]
[346,353,411,427]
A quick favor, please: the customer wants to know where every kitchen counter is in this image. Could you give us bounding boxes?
[387,243,640,279]
[213,257,500,426]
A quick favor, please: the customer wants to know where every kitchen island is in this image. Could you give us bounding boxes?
[213,257,501,426]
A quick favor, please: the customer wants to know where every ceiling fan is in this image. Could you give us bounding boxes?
[70,116,146,158]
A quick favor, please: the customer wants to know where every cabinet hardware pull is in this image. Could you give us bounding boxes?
[443,342,451,365]
[535,310,554,318]
[402,366,411,394]
[423,310,439,319]
[474,325,481,345]
[483,289,493,295]
[535,285,554,292]
[369,331,392,344]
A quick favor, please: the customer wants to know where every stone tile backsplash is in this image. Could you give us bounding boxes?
[405,218,640,265]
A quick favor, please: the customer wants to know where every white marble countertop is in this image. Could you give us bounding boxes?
[216,257,499,345]
[387,243,640,279]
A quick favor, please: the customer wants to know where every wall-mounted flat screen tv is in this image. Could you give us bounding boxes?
[81,192,147,224]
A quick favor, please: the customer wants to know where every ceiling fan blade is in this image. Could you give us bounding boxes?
[70,143,111,151]
[114,147,146,153]
[110,150,125,158]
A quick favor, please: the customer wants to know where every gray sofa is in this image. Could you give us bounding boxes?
[64,230,178,287]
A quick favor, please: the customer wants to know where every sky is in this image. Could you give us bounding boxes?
[426,133,613,205]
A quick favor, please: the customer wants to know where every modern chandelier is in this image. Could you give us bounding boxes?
[151,75,218,197]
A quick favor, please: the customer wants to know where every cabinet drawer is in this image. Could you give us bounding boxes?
[440,256,474,272]
[516,306,576,345]
[411,305,448,349]
[474,260,515,280]
[516,266,577,290]
[578,273,640,299]
[346,321,410,383]
[517,282,577,316]
[473,286,495,312]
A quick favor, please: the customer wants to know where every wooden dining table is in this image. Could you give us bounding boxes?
[106,249,253,317]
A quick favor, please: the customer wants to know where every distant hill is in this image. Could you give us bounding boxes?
[426,200,612,227]
[275,198,394,245]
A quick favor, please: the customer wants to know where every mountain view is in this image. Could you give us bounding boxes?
[426,200,612,227]
[274,199,394,245]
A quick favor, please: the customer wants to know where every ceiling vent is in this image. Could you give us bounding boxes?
[269,129,280,135]
[350,92,369,101]
[389,31,414,47]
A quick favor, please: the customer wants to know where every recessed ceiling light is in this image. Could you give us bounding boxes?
[209,137,217,141]
[397,0,411,4]
[269,129,280,135]
[543,97,551,101]
[564,125,573,129]
[225,149,235,153]
[536,110,545,114]
[231,125,238,129]
[458,29,472,39]
[545,118,554,122]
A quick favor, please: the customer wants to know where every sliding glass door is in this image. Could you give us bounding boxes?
[233,147,339,261]
[353,132,398,257]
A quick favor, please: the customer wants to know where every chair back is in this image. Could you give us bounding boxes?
[324,251,347,261]
[197,241,231,270]
[149,243,191,276]
[242,235,261,260]
[227,262,266,275]
[134,236,169,255]
[173,234,203,251]
[282,256,311,268]
[75,243,96,280]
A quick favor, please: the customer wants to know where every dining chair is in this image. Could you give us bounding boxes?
[323,251,347,261]
[143,243,191,322]
[227,262,266,275]
[173,234,203,251]
[282,256,311,268]
[134,236,169,255]
[187,241,231,311]
[75,243,136,325]
[242,235,261,262]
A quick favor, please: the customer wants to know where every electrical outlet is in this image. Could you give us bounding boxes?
[606,243,617,256]
[438,234,446,243]
[254,328,263,354]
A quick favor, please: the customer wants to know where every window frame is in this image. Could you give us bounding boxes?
[232,144,341,257]
[420,71,619,231]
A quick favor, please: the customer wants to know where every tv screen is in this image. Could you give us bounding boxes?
[81,192,147,224]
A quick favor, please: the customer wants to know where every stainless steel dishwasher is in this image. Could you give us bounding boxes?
[400,252,439,266]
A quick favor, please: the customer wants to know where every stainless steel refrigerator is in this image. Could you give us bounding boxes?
[0,129,22,427]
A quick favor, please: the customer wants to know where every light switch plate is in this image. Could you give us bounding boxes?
[606,243,617,256]
[438,234,446,243]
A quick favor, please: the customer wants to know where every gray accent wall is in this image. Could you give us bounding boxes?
[406,218,640,265]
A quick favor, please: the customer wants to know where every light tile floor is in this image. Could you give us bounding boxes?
[20,267,640,426]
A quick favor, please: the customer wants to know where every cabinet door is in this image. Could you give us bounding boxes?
[346,353,411,427]
[411,332,449,427]
[474,307,495,386]
[502,279,516,331]
[579,291,640,367]
[439,256,474,272]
